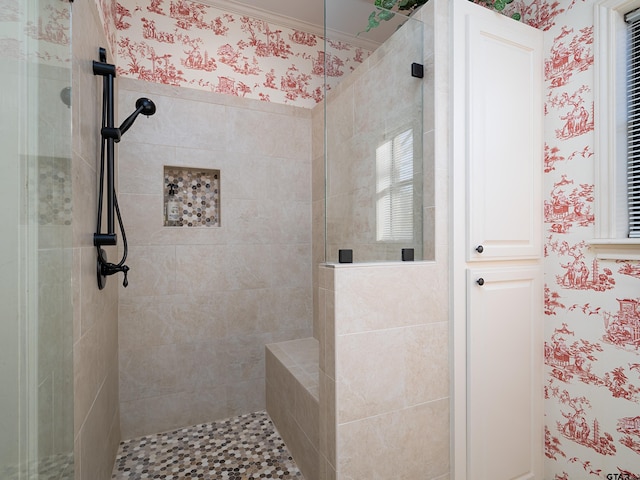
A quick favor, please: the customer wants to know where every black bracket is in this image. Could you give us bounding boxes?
[338,249,353,264]
[411,62,424,79]
[402,248,415,261]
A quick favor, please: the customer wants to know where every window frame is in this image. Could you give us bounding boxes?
[591,0,640,259]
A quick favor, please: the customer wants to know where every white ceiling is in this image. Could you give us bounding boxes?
[201,0,410,50]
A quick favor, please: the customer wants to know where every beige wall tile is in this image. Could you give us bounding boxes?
[317,287,326,368]
[117,193,164,246]
[222,152,271,201]
[269,244,313,289]
[119,387,228,439]
[77,361,120,480]
[266,344,320,480]
[73,315,104,432]
[71,154,97,248]
[266,156,312,203]
[118,294,228,350]
[320,458,337,480]
[334,263,445,335]
[319,371,336,469]
[117,79,313,439]
[223,332,273,382]
[227,378,266,417]
[324,286,336,378]
[119,90,228,151]
[337,399,449,480]
[119,344,181,402]
[226,107,311,160]
[118,245,177,299]
[294,380,320,449]
[404,322,450,405]
[336,328,406,423]
[117,142,176,195]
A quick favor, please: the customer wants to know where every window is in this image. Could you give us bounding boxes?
[627,8,640,237]
[376,129,414,242]
[592,0,640,258]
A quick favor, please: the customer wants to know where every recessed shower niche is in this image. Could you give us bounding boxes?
[163,166,220,227]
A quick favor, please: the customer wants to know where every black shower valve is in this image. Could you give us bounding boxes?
[99,260,130,288]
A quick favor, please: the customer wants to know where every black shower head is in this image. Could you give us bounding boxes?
[135,97,156,116]
[118,97,156,138]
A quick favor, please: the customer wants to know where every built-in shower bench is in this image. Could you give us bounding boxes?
[265,337,319,480]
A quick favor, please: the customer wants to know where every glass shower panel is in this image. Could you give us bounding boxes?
[0,0,73,477]
[324,0,424,263]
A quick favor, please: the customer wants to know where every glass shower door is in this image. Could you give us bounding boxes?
[0,0,74,477]
[323,0,425,263]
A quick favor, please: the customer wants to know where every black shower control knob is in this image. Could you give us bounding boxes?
[477,278,485,286]
[122,265,129,288]
[476,245,484,253]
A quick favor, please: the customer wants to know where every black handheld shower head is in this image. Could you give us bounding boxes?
[117,97,156,138]
[136,97,156,116]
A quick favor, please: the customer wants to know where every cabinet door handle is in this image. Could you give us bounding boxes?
[475,245,484,253]
[476,278,485,286]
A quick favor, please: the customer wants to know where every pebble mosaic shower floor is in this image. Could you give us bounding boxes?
[111,411,304,480]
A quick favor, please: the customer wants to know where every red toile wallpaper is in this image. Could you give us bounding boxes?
[537,0,640,478]
[0,0,71,64]
[106,0,370,108]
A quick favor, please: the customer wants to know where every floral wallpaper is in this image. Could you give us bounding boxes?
[535,0,640,478]
[105,0,370,107]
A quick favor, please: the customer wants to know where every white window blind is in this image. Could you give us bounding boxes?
[376,129,414,242]
[627,9,640,237]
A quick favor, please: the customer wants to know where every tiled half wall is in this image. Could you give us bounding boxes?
[316,262,450,480]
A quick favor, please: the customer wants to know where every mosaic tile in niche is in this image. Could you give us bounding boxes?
[164,166,220,227]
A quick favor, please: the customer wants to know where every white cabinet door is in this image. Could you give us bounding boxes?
[467,266,543,480]
[460,3,543,262]
[452,2,544,478]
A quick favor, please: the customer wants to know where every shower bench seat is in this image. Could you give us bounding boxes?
[265,337,319,480]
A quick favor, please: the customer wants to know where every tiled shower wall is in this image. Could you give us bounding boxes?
[73,0,122,478]
[116,77,313,439]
